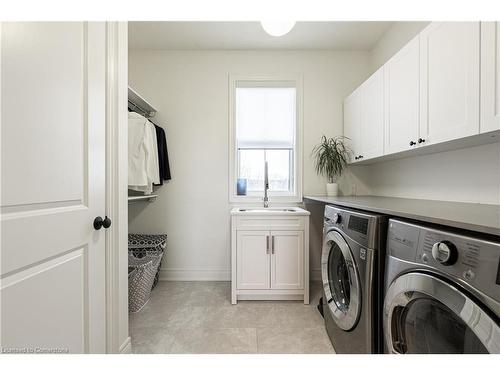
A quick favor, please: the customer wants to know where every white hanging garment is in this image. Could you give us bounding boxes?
[128,112,160,194]
[147,121,161,186]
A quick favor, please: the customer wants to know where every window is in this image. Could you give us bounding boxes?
[229,75,302,202]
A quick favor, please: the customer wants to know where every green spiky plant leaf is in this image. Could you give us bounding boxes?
[312,135,352,183]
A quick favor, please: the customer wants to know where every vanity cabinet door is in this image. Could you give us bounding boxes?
[270,231,304,290]
[236,231,270,289]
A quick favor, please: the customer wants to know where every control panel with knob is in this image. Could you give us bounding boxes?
[431,240,458,265]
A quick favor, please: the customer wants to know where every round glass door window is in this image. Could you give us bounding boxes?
[328,242,351,313]
[394,297,488,354]
[321,230,361,331]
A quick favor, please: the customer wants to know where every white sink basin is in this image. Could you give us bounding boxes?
[231,207,310,216]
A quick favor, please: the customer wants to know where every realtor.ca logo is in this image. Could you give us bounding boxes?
[1,347,70,354]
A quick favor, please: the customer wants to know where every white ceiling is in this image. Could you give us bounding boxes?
[129,21,395,51]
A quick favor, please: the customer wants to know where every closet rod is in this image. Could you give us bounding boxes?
[128,86,158,118]
[128,100,156,118]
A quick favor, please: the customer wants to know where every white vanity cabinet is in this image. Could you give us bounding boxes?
[230,208,310,304]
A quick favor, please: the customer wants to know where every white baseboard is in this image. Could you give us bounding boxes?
[119,336,132,354]
[159,268,231,281]
[158,268,320,282]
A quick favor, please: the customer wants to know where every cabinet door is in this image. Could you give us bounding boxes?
[419,22,480,145]
[270,231,304,290]
[360,68,384,159]
[236,231,270,290]
[384,36,420,154]
[480,22,500,133]
[344,88,362,163]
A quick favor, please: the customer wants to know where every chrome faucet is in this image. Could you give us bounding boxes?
[263,161,269,208]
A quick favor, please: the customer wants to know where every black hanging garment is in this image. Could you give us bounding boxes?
[153,124,172,184]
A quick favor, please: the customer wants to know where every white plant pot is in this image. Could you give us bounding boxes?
[326,183,339,197]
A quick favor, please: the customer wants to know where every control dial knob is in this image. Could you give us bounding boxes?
[431,240,458,265]
[332,213,342,224]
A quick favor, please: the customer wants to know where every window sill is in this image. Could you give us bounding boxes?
[229,195,303,204]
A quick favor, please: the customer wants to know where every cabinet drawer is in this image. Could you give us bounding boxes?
[235,216,305,231]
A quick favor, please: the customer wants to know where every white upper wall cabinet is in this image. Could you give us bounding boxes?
[384,36,420,154]
[344,21,497,165]
[481,22,500,133]
[343,87,362,161]
[360,68,385,159]
[344,70,384,162]
[419,22,480,145]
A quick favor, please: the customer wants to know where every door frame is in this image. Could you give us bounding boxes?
[104,21,130,354]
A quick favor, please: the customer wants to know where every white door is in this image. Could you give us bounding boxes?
[270,231,304,290]
[480,22,500,133]
[1,23,106,353]
[360,68,384,159]
[384,36,420,154]
[419,22,480,145]
[343,88,362,162]
[236,231,270,290]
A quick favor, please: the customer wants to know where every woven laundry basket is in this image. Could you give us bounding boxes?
[128,234,167,313]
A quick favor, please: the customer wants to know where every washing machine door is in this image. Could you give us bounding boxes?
[384,272,500,354]
[321,230,361,331]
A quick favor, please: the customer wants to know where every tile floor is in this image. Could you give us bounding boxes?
[129,281,335,354]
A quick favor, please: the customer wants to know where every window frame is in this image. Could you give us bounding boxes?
[228,74,303,203]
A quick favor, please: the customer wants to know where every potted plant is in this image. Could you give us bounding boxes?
[312,135,351,196]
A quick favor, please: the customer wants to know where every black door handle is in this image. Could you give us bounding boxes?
[418,138,425,144]
[409,141,416,146]
[103,216,112,229]
[94,216,112,230]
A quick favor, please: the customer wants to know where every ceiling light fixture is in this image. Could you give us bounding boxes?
[260,20,296,37]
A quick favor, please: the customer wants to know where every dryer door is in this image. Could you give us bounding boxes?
[384,272,500,354]
[321,230,361,331]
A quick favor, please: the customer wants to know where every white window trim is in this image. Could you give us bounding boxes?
[228,74,303,204]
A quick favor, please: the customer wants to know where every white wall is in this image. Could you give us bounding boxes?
[368,21,430,73]
[351,143,500,204]
[128,50,370,280]
[352,21,500,205]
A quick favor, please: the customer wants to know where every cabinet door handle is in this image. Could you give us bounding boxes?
[271,235,275,254]
[266,235,270,254]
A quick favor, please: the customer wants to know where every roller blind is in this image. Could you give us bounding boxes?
[236,86,296,149]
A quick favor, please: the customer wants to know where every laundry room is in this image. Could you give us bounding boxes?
[124,20,500,355]
[1,2,500,373]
